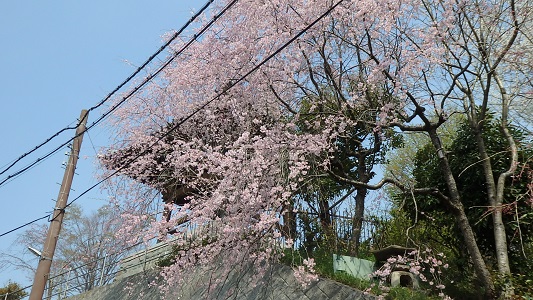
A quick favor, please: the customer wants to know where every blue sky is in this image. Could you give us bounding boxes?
[0,0,204,290]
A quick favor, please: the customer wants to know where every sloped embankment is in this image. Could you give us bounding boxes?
[67,261,375,300]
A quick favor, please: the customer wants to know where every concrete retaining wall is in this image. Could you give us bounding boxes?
[67,263,375,300]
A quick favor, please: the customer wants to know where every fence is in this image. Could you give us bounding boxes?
[289,209,385,256]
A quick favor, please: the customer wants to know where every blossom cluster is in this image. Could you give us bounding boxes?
[369,248,450,299]
[293,258,319,287]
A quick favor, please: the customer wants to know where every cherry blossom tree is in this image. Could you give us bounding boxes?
[101,0,532,298]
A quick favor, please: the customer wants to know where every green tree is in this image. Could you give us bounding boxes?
[0,282,27,300]
[397,115,533,295]
[293,84,401,256]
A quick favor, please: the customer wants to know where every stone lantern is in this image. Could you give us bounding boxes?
[372,245,419,289]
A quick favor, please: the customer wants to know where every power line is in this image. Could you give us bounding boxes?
[0,0,216,182]
[0,146,66,188]
[0,215,50,238]
[47,244,169,298]
[0,0,343,257]
[5,240,156,298]
[65,0,243,208]
[0,0,237,190]
[46,227,218,298]
[65,0,345,209]
[0,0,239,238]
[47,241,145,281]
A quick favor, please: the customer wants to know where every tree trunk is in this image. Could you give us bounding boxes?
[281,201,297,241]
[350,186,366,257]
[349,150,371,257]
[301,213,317,254]
[493,72,519,298]
[428,129,495,298]
[318,195,333,248]
[473,129,512,276]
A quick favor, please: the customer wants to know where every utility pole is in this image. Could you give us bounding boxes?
[29,109,88,300]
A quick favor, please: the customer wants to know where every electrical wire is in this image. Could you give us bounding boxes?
[86,130,99,157]
[65,0,345,210]
[0,241,146,297]
[6,240,163,298]
[47,245,171,298]
[0,215,50,237]
[0,3,345,289]
[0,0,216,182]
[49,0,240,216]
[47,225,218,296]
[0,0,244,190]
[47,241,146,281]
[0,0,232,235]
[0,145,67,188]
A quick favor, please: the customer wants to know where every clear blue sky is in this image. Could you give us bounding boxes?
[0,0,204,290]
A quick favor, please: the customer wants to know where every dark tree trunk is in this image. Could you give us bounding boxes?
[350,187,367,256]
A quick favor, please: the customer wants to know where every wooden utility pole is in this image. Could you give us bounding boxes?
[29,109,88,300]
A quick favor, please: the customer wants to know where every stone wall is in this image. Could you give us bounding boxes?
[67,263,375,300]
